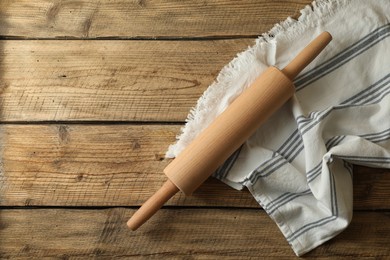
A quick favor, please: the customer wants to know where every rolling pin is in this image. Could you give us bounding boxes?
[127,31,332,230]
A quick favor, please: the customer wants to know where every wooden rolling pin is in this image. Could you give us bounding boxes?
[127,31,332,230]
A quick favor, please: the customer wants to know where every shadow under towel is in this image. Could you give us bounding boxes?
[166,0,390,256]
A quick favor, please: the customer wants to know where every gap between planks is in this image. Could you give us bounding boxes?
[0,36,258,41]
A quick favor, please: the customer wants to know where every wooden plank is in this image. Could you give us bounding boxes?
[0,124,389,209]
[0,124,257,207]
[0,39,253,122]
[353,166,390,210]
[0,0,311,38]
[0,208,388,258]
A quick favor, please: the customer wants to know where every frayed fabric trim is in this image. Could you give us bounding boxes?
[165,0,351,158]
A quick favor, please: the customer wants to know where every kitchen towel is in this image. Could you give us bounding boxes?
[166,0,390,256]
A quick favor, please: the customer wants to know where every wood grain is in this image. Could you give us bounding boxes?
[0,0,311,38]
[0,39,253,122]
[0,124,389,209]
[353,166,390,210]
[0,208,388,258]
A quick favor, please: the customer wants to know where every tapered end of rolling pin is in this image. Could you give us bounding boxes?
[127,179,179,231]
[282,31,332,80]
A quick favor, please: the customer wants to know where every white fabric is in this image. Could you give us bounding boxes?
[166,0,390,256]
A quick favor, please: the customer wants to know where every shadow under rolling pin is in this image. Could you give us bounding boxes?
[127,31,332,231]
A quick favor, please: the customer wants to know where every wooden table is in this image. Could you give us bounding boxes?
[0,1,389,258]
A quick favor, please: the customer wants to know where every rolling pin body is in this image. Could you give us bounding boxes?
[165,67,294,195]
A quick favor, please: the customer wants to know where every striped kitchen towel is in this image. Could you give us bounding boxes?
[166,0,390,256]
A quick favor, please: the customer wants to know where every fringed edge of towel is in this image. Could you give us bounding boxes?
[166,0,351,158]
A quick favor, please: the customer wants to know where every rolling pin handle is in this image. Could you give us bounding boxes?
[127,179,179,231]
[282,31,332,80]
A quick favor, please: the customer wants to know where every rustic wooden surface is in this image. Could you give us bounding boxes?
[0,0,389,258]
